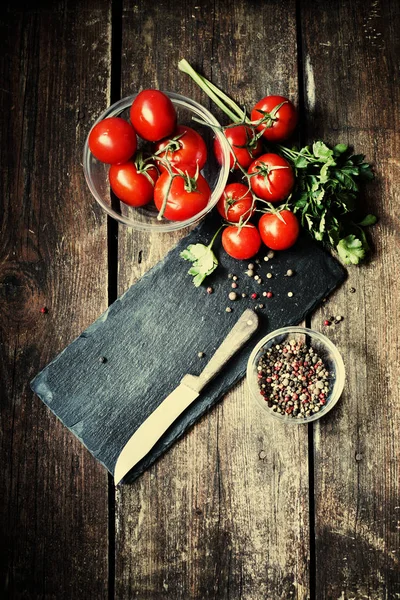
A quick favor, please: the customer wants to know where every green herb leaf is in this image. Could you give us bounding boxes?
[333,143,348,155]
[312,141,333,161]
[358,214,377,226]
[337,235,366,265]
[180,242,218,287]
[294,156,309,169]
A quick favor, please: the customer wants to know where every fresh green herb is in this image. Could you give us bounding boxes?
[180,227,221,286]
[279,142,376,264]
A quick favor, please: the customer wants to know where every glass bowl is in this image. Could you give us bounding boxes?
[82,92,230,232]
[246,326,345,424]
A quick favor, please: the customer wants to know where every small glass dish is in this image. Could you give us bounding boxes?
[246,326,345,424]
[82,92,230,232]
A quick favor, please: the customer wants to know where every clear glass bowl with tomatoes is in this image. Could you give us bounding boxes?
[83,92,230,232]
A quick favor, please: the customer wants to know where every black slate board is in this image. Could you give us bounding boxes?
[31,214,346,483]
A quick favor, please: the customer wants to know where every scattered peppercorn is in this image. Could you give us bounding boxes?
[266,272,273,279]
[263,256,269,262]
[251,293,258,299]
[229,292,238,301]
[267,250,275,259]
[266,292,273,299]
[324,319,331,326]
[254,275,260,281]
[198,351,205,358]
[99,356,107,363]
[228,273,233,279]
[248,263,254,270]
[288,291,294,298]
[232,275,238,281]
[225,307,232,313]
[258,303,265,309]
[262,291,268,297]
[256,340,331,419]
[286,269,294,277]
[231,282,238,289]
[241,293,247,298]
[206,286,213,294]
[245,269,254,277]
[40,307,48,314]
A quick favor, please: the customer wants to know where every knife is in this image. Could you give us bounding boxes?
[114,308,259,484]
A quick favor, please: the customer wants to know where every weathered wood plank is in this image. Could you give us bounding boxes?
[115,1,310,599]
[0,2,111,597]
[301,0,400,598]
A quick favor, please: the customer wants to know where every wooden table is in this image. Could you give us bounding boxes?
[1,1,399,598]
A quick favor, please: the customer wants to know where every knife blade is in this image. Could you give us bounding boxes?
[114,308,259,485]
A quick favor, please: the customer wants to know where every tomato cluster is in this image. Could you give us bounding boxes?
[216,94,300,260]
[88,90,211,221]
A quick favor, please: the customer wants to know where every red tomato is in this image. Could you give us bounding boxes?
[214,124,263,170]
[217,183,254,223]
[248,153,295,203]
[154,125,207,172]
[251,95,298,142]
[109,161,158,207]
[258,210,300,250]
[154,172,211,221]
[222,224,261,260]
[88,117,137,164]
[130,90,176,141]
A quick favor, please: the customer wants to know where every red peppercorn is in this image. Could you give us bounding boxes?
[266,291,273,298]
[324,319,331,326]
[251,293,258,299]
[40,307,48,314]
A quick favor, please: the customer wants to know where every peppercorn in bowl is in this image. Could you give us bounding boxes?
[246,326,345,423]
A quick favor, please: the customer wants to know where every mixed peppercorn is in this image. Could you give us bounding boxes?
[256,339,331,419]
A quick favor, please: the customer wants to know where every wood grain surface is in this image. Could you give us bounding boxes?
[0,2,111,598]
[302,1,400,598]
[1,0,399,599]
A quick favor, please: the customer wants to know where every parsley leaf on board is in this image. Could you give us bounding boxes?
[279,142,376,265]
[180,227,221,286]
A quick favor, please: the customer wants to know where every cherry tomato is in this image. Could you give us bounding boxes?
[154,172,211,221]
[258,210,300,250]
[88,117,137,164]
[130,89,176,142]
[214,124,263,170]
[248,153,295,203]
[217,183,254,223]
[251,95,298,142]
[109,161,158,207]
[222,224,261,260]
[154,125,207,173]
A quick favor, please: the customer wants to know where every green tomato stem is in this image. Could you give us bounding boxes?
[208,225,223,248]
[197,75,249,123]
[178,59,243,124]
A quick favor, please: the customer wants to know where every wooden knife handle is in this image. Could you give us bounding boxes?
[182,309,259,394]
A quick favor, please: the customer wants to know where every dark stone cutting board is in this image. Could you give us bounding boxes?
[31,214,346,483]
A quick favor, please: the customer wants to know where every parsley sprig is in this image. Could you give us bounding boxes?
[279,142,376,264]
[180,227,221,286]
